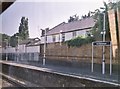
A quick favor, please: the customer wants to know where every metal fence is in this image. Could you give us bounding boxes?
[0,52,40,62]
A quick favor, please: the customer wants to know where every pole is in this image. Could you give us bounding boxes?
[60,30,62,46]
[5,40,8,61]
[92,42,94,72]
[17,37,19,62]
[6,48,8,61]
[102,12,106,74]
[43,29,46,65]
[110,41,112,75]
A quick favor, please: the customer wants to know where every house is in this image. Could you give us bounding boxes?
[18,37,40,53]
[41,17,96,44]
[17,38,41,61]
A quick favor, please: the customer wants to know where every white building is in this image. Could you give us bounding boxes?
[41,17,96,44]
[18,38,40,53]
[17,38,41,61]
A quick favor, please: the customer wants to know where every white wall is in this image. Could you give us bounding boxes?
[55,34,60,42]
[2,47,16,53]
[76,29,91,38]
[65,32,72,41]
[0,45,40,54]
[76,30,86,38]
[7,47,16,53]
[26,46,40,53]
[41,34,60,43]
[47,35,53,43]
[18,45,26,53]
[41,29,92,44]
[41,37,44,44]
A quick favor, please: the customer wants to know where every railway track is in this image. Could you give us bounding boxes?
[1,73,28,88]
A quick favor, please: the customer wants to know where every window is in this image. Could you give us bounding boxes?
[52,35,56,42]
[62,33,65,42]
[72,31,76,38]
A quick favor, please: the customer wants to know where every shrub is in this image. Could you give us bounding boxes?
[65,36,95,47]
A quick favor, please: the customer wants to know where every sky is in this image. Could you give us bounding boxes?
[1,0,109,38]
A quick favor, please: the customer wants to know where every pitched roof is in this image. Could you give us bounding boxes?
[46,17,96,36]
[19,38,40,45]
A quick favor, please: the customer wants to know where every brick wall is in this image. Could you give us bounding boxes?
[40,42,115,64]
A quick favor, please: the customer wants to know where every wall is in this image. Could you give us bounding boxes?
[117,8,120,61]
[41,29,91,44]
[0,45,40,53]
[40,42,115,64]
[76,28,91,38]
[1,47,16,53]
[108,9,118,58]
[117,8,120,46]
[0,45,40,61]
[26,45,40,53]
[18,45,26,53]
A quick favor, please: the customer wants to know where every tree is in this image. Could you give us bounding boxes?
[81,11,91,19]
[10,35,17,47]
[91,2,110,41]
[68,15,79,22]
[0,33,10,47]
[19,17,29,40]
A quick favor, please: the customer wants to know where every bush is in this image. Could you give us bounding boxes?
[65,36,95,47]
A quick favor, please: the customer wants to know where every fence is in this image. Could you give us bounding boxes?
[0,52,40,62]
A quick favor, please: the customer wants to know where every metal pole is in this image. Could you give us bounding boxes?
[110,41,112,75]
[60,30,62,46]
[17,37,19,62]
[92,42,94,72]
[5,39,8,61]
[6,48,8,61]
[60,32,61,46]
[102,12,106,74]
[43,29,46,65]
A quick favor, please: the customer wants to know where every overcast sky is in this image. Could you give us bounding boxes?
[1,0,108,38]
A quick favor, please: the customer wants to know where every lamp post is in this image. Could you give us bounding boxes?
[43,28,46,65]
[60,30,63,46]
[15,36,19,62]
[100,9,106,74]
[5,39,8,61]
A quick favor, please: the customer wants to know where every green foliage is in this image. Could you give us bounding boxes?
[0,33,10,47]
[118,1,120,9]
[68,15,79,22]
[0,17,29,47]
[2,34,10,42]
[10,35,17,47]
[65,36,95,47]
[19,17,29,40]
[81,11,91,19]
[92,13,103,40]
[9,16,29,47]
[91,2,110,41]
